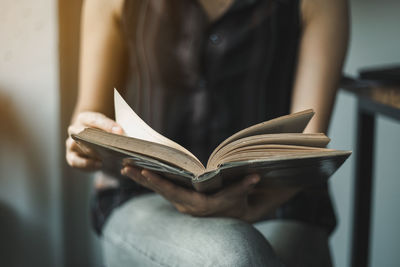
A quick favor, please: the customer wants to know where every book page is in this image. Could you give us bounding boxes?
[208,109,315,163]
[207,133,330,167]
[208,144,331,170]
[114,89,202,166]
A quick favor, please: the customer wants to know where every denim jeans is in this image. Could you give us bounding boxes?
[102,194,332,267]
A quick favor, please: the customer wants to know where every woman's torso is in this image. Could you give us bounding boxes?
[121,0,301,163]
[97,0,336,234]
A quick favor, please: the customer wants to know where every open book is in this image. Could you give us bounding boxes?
[72,89,351,193]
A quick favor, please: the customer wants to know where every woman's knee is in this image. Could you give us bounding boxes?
[196,220,284,267]
[101,194,284,266]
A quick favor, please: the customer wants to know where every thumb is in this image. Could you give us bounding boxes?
[243,174,261,192]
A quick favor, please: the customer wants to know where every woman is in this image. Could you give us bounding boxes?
[66,0,349,266]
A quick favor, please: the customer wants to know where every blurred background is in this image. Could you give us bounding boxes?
[0,0,399,266]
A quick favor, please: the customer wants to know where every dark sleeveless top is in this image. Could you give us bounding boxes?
[91,0,337,235]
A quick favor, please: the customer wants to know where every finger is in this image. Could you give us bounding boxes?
[140,169,198,205]
[243,174,261,194]
[202,176,259,216]
[77,112,124,134]
[66,151,102,170]
[141,170,216,215]
[172,203,191,214]
[66,137,83,153]
[214,174,260,198]
[121,166,148,186]
[171,201,212,217]
[207,176,260,217]
[67,125,85,136]
[123,167,213,215]
[121,166,170,193]
[66,137,99,159]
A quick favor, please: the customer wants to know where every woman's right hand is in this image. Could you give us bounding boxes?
[66,111,124,171]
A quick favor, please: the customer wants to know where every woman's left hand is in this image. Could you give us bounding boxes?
[121,166,301,222]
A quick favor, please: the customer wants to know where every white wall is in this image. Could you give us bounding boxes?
[329,0,400,266]
[0,1,62,266]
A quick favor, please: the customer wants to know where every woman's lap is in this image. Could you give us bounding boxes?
[102,193,332,267]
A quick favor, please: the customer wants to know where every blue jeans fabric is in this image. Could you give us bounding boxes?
[102,194,332,267]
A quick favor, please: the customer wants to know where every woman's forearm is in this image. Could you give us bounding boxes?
[73,0,127,123]
[290,0,349,134]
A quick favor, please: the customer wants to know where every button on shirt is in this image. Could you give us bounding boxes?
[209,33,221,45]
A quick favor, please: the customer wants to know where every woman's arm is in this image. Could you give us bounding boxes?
[74,0,127,119]
[246,0,350,220]
[66,0,127,170]
[291,0,349,133]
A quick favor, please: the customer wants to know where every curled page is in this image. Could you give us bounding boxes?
[114,89,201,165]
